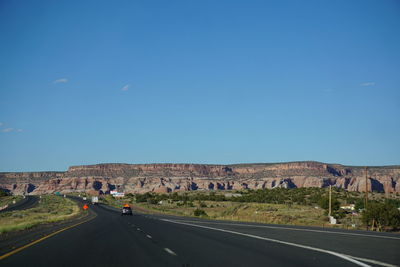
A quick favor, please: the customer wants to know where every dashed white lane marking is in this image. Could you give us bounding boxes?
[146,235,152,239]
[168,219,400,240]
[161,219,371,267]
[137,228,141,231]
[164,248,177,256]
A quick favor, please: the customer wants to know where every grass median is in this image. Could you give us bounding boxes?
[0,195,81,234]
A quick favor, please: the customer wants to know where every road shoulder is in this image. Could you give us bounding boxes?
[0,200,96,258]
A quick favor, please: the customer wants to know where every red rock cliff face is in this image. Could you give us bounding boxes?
[0,162,399,195]
[66,163,234,178]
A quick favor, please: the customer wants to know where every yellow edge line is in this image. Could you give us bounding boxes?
[0,214,96,260]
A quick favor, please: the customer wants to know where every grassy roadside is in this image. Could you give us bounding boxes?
[0,195,81,234]
[72,189,399,230]
[0,196,23,210]
[100,195,333,227]
[136,201,329,226]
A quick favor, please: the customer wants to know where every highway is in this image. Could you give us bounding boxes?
[0,196,39,212]
[1,201,399,267]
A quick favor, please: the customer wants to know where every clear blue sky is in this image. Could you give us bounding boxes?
[1,0,399,171]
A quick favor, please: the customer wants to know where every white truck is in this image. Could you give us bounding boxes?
[91,196,99,205]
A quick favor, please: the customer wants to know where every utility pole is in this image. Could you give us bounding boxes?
[364,167,368,211]
[328,185,332,217]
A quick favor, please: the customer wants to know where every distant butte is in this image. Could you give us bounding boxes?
[0,161,399,195]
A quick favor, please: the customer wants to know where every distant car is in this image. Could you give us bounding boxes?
[121,204,133,216]
[92,196,99,205]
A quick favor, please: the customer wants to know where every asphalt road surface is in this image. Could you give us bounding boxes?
[1,202,399,267]
[0,196,39,212]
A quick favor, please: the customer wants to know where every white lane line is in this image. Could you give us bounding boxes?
[146,234,152,239]
[170,220,399,267]
[164,248,177,256]
[341,255,399,267]
[169,219,400,241]
[162,219,370,267]
[137,228,141,231]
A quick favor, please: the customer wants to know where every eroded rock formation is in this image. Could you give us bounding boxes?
[0,162,399,195]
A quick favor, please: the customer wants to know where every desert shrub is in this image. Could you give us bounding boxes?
[354,199,365,211]
[318,197,340,214]
[135,192,153,203]
[194,209,207,217]
[0,190,9,197]
[362,201,400,231]
[199,201,207,208]
[147,198,158,205]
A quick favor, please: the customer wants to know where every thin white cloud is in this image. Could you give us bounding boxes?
[0,122,3,127]
[121,84,130,91]
[53,78,68,84]
[360,82,375,87]
[1,128,23,133]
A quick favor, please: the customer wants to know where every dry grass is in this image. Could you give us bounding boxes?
[144,201,327,226]
[101,195,327,227]
[0,195,81,233]
[0,195,23,209]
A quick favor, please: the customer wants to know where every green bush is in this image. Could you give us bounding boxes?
[318,197,340,214]
[135,192,153,203]
[0,190,9,197]
[354,199,365,211]
[362,201,400,231]
[194,209,207,217]
[147,198,158,205]
[199,201,207,208]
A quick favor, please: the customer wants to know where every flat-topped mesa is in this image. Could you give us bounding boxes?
[64,161,351,178]
[0,172,64,181]
[66,163,235,178]
[0,172,65,195]
[1,162,399,195]
[232,161,350,177]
